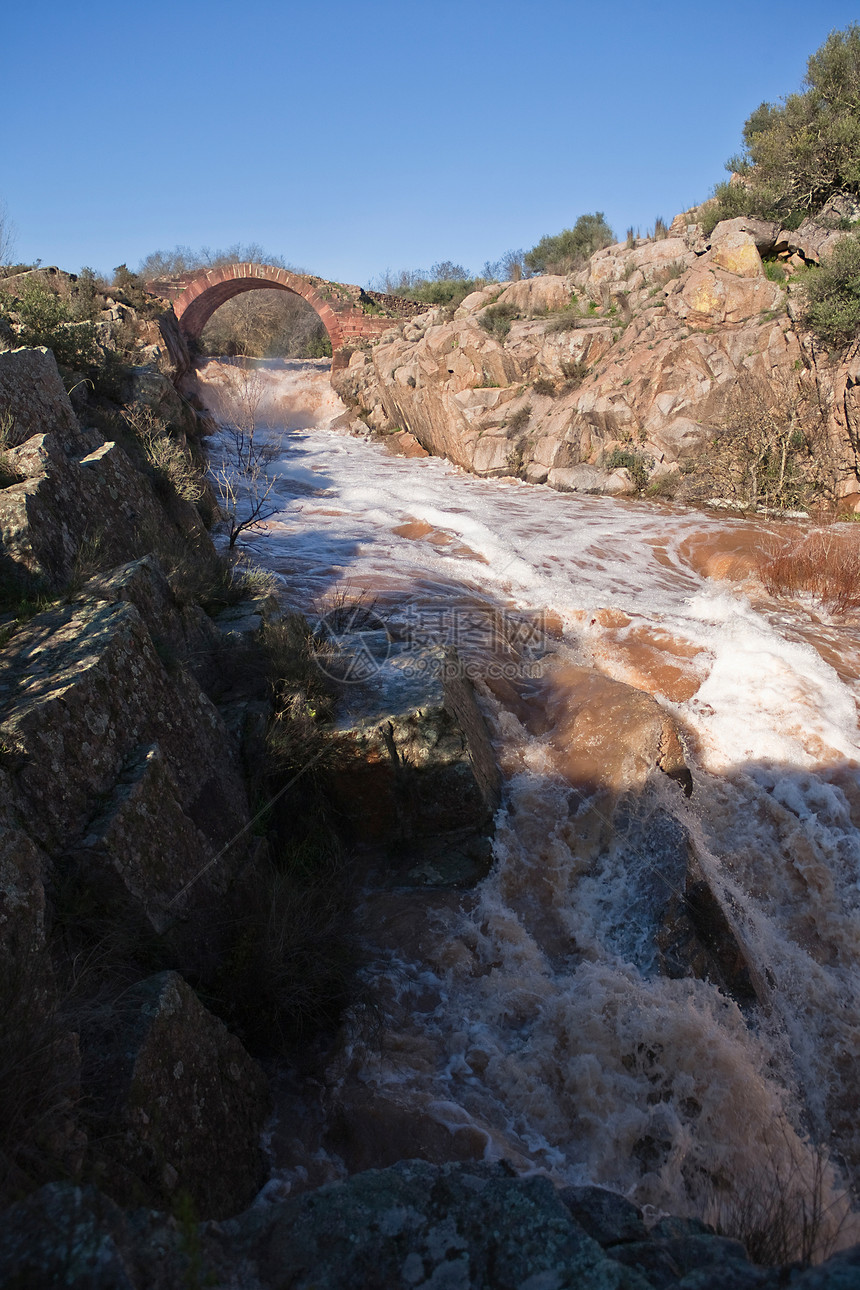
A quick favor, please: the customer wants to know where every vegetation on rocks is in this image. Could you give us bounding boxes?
[802,229,860,348]
[524,212,615,274]
[704,24,860,232]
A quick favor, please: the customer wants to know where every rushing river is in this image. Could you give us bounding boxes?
[196,358,860,1242]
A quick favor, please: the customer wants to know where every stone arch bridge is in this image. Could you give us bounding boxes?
[147,262,424,368]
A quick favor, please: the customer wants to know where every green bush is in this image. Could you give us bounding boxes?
[605,448,651,490]
[524,213,615,275]
[6,283,98,369]
[704,25,860,230]
[479,301,519,340]
[802,230,860,348]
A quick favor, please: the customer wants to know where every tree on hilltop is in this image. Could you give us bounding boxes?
[706,24,860,230]
[524,213,615,275]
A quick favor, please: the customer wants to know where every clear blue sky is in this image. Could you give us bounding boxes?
[3,0,859,286]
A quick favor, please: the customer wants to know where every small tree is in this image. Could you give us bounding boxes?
[212,364,281,547]
[706,24,860,230]
[524,213,615,275]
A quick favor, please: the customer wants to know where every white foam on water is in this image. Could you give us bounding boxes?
[198,359,860,1241]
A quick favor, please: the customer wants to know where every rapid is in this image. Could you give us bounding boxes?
[196,357,860,1241]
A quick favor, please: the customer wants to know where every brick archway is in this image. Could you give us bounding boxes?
[167,263,348,350]
[149,263,414,367]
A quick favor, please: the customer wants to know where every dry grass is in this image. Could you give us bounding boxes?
[215,827,359,1053]
[122,403,205,504]
[705,1139,853,1267]
[758,528,860,613]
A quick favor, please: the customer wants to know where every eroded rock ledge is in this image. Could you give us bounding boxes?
[333,214,860,507]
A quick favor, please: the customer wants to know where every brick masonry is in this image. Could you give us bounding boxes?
[147,263,418,368]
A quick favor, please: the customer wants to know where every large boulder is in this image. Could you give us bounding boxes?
[327,649,501,881]
[0,432,177,591]
[0,347,90,451]
[544,663,691,799]
[0,594,251,931]
[81,971,268,1217]
[668,263,783,328]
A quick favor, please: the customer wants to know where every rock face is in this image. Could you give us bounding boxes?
[0,348,269,1217]
[0,346,90,450]
[3,1163,858,1289]
[82,971,269,1217]
[333,216,860,500]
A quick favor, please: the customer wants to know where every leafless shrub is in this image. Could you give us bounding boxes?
[705,1137,852,1267]
[506,405,531,434]
[693,371,836,511]
[210,364,282,547]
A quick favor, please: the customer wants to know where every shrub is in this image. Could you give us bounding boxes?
[801,230,860,348]
[605,448,651,490]
[532,376,556,396]
[0,411,23,489]
[545,311,585,334]
[699,371,836,510]
[6,282,98,369]
[560,358,590,388]
[524,213,615,275]
[645,473,680,500]
[706,1138,850,1267]
[371,263,487,310]
[479,301,519,340]
[506,405,531,434]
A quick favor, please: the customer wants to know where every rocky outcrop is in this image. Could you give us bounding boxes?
[82,971,268,1216]
[3,1163,858,1289]
[333,216,860,502]
[0,346,272,1216]
[0,347,92,450]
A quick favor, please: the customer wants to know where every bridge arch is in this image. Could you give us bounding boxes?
[168,263,347,351]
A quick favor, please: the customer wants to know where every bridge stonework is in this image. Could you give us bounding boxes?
[147,263,419,369]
